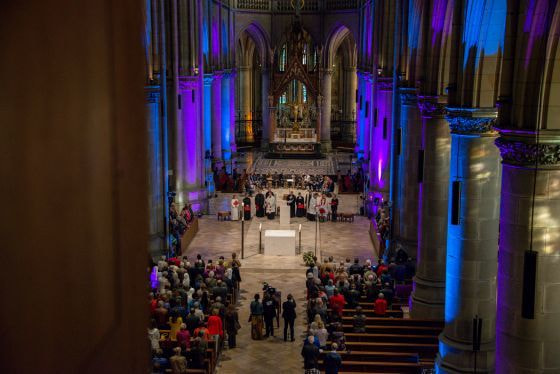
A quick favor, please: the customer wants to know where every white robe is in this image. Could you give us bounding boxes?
[231,198,240,220]
[307,197,317,215]
[265,195,276,214]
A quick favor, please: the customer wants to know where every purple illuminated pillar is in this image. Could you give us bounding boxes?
[221,70,231,160]
[211,71,222,161]
[370,77,393,203]
[495,130,560,373]
[229,69,236,153]
[436,109,500,373]
[410,96,450,319]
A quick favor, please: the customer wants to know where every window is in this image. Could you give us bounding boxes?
[280,92,287,104]
[302,44,307,65]
[302,85,307,103]
[280,44,287,72]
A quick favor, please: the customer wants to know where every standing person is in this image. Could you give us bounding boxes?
[296,192,306,217]
[317,194,328,222]
[255,189,265,217]
[231,195,240,221]
[265,191,276,220]
[282,294,297,341]
[330,194,339,222]
[287,190,296,218]
[169,347,188,374]
[242,194,251,220]
[263,291,278,338]
[323,343,342,374]
[207,308,223,346]
[307,193,317,221]
[301,335,321,372]
[224,303,240,348]
[249,294,264,340]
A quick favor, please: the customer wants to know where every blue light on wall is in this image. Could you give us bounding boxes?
[462,0,507,67]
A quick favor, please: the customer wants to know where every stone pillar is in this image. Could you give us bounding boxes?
[239,65,252,118]
[321,69,333,152]
[203,74,214,197]
[370,78,393,202]
[229,69,236,153]
[436,109,501,373]
[494,130,560,373]
[261,69,270,149]
[268,95,276,145]
[211,71,222,161]
[221,70,231,160]
[395,88,421,259]
[410,95,450,319]
[345,67,358,121]
[146,87,164,253]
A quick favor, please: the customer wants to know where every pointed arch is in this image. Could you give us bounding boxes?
[325,23,357,69]
[235,22,271,68]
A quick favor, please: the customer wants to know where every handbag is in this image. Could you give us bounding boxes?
[235,320,242,331]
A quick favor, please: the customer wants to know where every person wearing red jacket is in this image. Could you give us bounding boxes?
[329,289,346,317]
[207,308,224,342]
[374,293,388,316]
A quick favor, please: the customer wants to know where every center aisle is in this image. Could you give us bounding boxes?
[217,257,308,373]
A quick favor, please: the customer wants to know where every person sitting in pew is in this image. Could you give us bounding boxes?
[374,293,388,317]
[352,306,367,333]
[381,282,394,306]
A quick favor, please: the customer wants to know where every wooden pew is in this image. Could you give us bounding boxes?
[340,316,444,328]
[344,332,438,345]
[343,341,438,357]
[341,324,442,335]
[319,359,422,373]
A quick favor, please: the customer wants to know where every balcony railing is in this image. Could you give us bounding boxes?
[235,0,359,12]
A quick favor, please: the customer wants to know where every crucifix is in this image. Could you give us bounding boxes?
[291,0,304,17]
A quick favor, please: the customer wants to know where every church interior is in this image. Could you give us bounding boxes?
[2,1,560,373]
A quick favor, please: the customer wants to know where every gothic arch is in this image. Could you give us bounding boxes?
[235,22,271,68]
[324,24,357,69]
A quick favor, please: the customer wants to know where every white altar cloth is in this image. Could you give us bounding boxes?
[264,230,296,256]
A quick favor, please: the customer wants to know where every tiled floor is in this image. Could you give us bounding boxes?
[184,191,378,373]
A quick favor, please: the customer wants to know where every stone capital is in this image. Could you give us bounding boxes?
[178,76,199,91]
[399,87,418,106]
[446,107,498,135]
[418,95,447,118]
[495,129,560,167]
[377,77,393,92]
[145,85,160,103]
[212,70,224,80]
[203,74,214,86]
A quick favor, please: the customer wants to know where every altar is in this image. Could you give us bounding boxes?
[264,229,296,256]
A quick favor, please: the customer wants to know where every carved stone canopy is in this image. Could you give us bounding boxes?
[495,130,560,167]
[446,107,498,135]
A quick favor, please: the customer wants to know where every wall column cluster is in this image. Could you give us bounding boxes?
[355,1,560,372]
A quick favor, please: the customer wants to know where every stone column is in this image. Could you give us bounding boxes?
[268,95,276,146]
[370,78,393,202]
[203,74,215,196]
[321,69,333,152]
[239,65,252,117]
[436,109,501,373]
[221,70,231,160]
[229,69,236,153]
[345,67,358,121]
[395,88,421,259]
[211,71,222,161]
[260,69,270,149]
[410,95,450,319]
[494,130,560,373]
[146,87,164,252]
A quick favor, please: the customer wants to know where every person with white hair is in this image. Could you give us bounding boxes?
[301,335,321,372]
[374,292,388,316]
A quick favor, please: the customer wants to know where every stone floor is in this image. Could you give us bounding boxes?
[185,196,378,373]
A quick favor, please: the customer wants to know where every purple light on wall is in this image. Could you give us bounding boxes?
[377,158,383,183]
[523,0,549,67]
[430,0,448,47]
[182,86,200,185]
[212,21,220,61]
